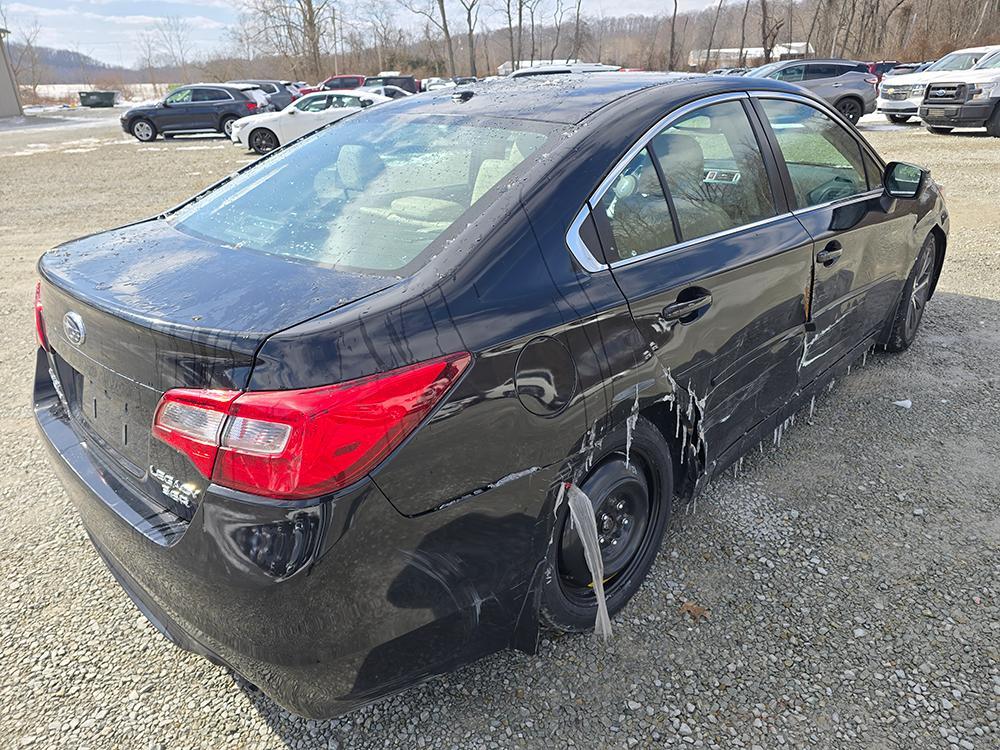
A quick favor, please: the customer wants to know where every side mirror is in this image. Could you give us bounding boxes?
[884,161,927,199]
[360,98,373,107]
[287,108,297,115]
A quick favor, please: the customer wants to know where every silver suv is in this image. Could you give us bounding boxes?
[745,59,878,124]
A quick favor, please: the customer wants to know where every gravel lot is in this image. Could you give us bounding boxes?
[1,109,997,750]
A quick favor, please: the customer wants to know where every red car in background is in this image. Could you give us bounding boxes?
[320,74,366,90]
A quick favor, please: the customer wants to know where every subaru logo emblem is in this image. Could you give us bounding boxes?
[63,311,86,346]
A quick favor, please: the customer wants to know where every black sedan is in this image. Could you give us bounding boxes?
[34,74,947,718]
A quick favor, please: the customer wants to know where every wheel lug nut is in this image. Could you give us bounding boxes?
[611,539,619,546]
[598,536,606,545]
[621,517,630,527]
[615,500,625,511]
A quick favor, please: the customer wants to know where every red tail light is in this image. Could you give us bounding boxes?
[152,353,471,500]
[34,281,49,351]
[865,76,879,86]
[245,101,257,112]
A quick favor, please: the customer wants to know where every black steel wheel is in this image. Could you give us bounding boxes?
[836,97,863,125]
[249,128,279,155]
[541,416,673,633]
[884,233,938,352]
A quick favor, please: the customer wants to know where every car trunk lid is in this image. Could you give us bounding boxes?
[39,218,394,517]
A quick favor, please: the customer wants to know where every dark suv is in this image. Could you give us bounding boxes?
[363,74,419,94]
[120,84,265,142]
[226,80,299,110]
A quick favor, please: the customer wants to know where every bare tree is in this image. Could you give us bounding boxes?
[569,0,584,59]
[703,0,726,69]
[458,0,481,76]
[759,0,784,63]
[403,0,457,76]
[738,0,752,64]
[241,0,335,81]
[548,0,566,60]
[155,16,193,80]
[668,0,679,70]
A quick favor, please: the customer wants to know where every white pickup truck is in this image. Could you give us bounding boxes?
[877,45,1000,123]
[919,52,1000,136]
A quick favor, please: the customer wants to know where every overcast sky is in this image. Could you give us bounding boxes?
[3,0,714,68]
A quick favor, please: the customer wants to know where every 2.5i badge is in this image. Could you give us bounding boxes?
[149,466,201,508]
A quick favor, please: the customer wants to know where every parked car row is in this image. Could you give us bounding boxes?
[876,44,1000,136]
[743,59,879,124]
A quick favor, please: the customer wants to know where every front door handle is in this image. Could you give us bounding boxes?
[816,241,843,266]
[661,292,713,323]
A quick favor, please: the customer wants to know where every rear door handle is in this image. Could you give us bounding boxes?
[661,292,713,322]
[816,241,843,266]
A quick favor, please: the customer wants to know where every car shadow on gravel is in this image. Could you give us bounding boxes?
[226,291,999,748]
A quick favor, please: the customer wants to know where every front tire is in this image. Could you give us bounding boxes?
[836,97,863,125]
[541,417,673,633]
[884,233,937,353]
[986,105,1000,138]
[249,128,279,155]
[130,118,156,142]
[925,125,953,135]
[887,114,911,124]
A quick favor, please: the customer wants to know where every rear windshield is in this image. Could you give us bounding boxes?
[171,113,549,273]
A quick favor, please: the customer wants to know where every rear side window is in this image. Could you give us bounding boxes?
[595,148,677,260]
[650,100,776,241]
[760,99,869,208]
[171,114,549,273]
[193,88,229,102]
[261,83,278,93]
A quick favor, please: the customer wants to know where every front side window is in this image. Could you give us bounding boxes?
[171,114,548,273]
[297,95,331,112]
[805,64,839,79]
[760,99,869,208]
[650,100,776,241]
[165,88,192,104]
[773,65,805,82]
[595,148,677,261]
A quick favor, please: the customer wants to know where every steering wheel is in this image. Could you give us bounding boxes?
[806,175,861,205]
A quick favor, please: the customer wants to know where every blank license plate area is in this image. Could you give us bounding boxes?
[77,369,151,468]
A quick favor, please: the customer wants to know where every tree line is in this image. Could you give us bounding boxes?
[4,0,1000,90]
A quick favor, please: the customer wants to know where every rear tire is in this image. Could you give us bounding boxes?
[925,125,953,135]
[249,128,279,155]
[836,97,863,125]
[220,115,239,138]
[540,417,673,633]
[130,118,156,142]
[884,233,937,353]
[887,114,911,124]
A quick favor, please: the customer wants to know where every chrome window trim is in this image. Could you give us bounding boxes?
[608,211,794,269]
[565,91,750,273]
[791,188,884,218]
[566,207,607,272]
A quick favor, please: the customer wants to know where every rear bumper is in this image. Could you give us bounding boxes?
[919,101,995,128]
[34,351,548,717]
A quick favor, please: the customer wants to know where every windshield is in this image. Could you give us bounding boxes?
[973,50,1000,70]
[745,62,784,78]
[171,113,549,273]
[926,51,984,71]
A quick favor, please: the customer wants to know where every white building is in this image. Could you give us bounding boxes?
[687,43,815,69]
[0,28,24,118]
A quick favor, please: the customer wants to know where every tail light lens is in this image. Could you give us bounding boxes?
[245,101,257,112]
[152,353,470,500]
[34,281,49,351]
[865,76,879,86]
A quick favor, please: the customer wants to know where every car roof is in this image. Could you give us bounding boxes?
[385,73,802,125]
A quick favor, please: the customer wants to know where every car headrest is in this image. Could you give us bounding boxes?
[651,133,705,184]
[337,144,383,191]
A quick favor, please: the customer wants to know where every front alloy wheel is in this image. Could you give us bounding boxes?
[884,233,937,352]
[249,128,279,155]
[131,119,156,142]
